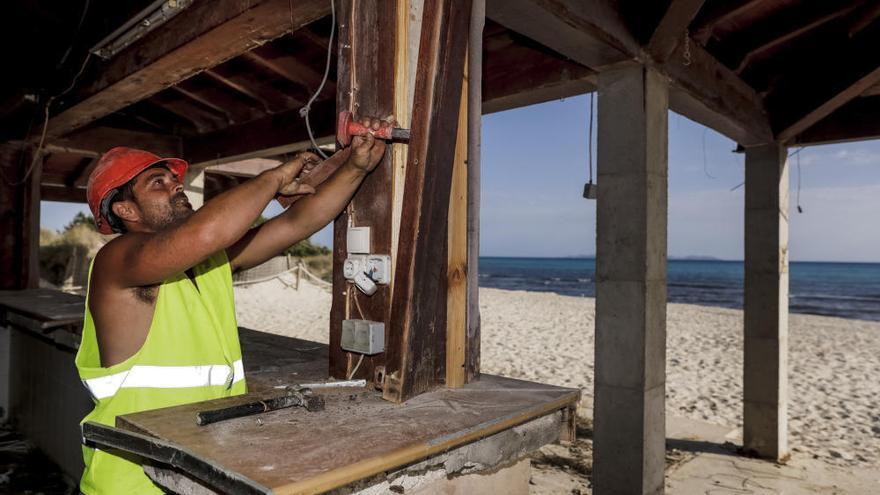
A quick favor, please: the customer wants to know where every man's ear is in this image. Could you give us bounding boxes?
[111,200,140,224]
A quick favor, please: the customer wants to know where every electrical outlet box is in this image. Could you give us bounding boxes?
[343,255,366,279]
[347,226,371,254]
[341,319,385,355]
[365,255,392,284]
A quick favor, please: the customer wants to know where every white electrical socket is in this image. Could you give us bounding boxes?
[347,226,371,254]
[343,255,366,279]
[365,255,392,284]
[341,319,385,355]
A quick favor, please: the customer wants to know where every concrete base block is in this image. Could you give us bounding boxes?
[410,458,530,495]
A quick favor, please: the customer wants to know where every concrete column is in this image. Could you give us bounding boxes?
[184,168,205,209]
[593,64,668,495]
[743,143,789,461]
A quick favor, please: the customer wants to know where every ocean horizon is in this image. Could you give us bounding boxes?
[478,256,880,322]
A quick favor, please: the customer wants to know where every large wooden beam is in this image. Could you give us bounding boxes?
[47,0,330,138]
[384,0,472,403]
[327,0,397,385]
[770,22,880,143]
[487,0,770,145]
[48,126,182,157]
[646,0,705,62]
[776,66,880,143]
[183,99,335,166]
[486,0,636,70]
[664,39,773,146]
[794,96,880,146]
[482,36,596,114]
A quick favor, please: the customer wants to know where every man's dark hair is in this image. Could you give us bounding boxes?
[102,163,169,234]
[104,180,136,234]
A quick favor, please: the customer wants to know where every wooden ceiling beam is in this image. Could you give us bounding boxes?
[242,45,330,95]
[486,0,637,70]
[203,66,302,112]
[47,126,182,157]
[793,96,880,146]
[183,99,336,166]
[171,87,234,125]
[46,0,330,138]
[41,184,86,203]
[646,0,706,62]
[777,65,880,143]
[692,0,766,45]
[733,4,865,75]
[488,0,771,145]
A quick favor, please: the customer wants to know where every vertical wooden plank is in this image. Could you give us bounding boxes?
[328,0,397,383]
[0,144,41,290]
[465,0,485,383]
[446,60,468,388]
[383,0,473,403]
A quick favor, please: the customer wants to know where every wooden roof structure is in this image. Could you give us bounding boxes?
[2,0,877,205]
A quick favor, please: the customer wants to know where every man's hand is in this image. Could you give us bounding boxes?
[346,116,391,173]
[275,152,321,196]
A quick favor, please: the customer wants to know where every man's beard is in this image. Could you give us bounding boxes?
[143,193,194,231]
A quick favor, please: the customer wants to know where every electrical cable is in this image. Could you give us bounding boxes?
[296,0,335,159]
[588,92,594,185]
[701,127,716,179]
[347,354,365,380]
[796,147,804,213]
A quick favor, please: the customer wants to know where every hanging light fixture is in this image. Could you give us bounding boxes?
[90,0,194,60]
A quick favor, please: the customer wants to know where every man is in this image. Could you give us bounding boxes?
[75,117,390,494]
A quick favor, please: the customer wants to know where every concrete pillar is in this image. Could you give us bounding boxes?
[184,167,205,209]
[743,143,789,461]
[593,64,668,495]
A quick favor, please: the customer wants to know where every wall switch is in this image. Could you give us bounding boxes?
[341,319,385,355]
[347,226,371,254]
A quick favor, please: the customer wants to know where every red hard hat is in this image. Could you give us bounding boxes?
[87,147,188,234]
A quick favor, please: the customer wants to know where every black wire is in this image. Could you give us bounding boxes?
[588,93,594,183]
[57,0,91,70]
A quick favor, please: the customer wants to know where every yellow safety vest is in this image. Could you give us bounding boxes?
[75,250,247,494]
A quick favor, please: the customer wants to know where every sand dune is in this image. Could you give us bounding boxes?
[234,275,880,468]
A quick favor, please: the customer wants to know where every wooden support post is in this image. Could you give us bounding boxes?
[383,0,472,403]
[328,0,397,383]
[465,0,484,385]
[743,143,789,461]
[0,144,42,290]
[593,64,668,495]
[446,61,468,388]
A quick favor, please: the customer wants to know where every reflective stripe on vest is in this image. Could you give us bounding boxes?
[84,359,245,400]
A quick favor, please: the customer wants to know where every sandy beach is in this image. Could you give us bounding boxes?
[234,275,880,471]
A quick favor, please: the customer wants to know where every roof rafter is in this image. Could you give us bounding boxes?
[646,0,706,62]
[46,0,330,138]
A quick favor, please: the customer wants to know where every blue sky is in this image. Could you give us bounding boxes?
[42,94,880,262]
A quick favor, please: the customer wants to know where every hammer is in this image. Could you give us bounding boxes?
[195,388,324,426]
[337,111,410,146]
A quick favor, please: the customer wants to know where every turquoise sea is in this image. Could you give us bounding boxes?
[478,257,880,321]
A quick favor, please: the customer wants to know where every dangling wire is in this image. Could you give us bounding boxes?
[796,147,804,213]
[701,127,716,179]
[297,0,335,159]
[588,92,594,185]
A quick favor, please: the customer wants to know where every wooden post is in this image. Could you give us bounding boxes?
[465,0,484,384]
[446,62,468,388]
[0,144,42,290]
[743,143,789,461]
[383,0,472,403]
[329,0,397,383]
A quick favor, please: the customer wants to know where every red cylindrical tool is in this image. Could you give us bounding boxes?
[336,111,410,146]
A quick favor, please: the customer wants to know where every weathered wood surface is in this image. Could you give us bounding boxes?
[328,0,397,384]
[118,332,578,494]
[0,145,42,290]
[47,0,330,138]
[383,0,472,404]
[0,289,85,329]
[466,0,484,384]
